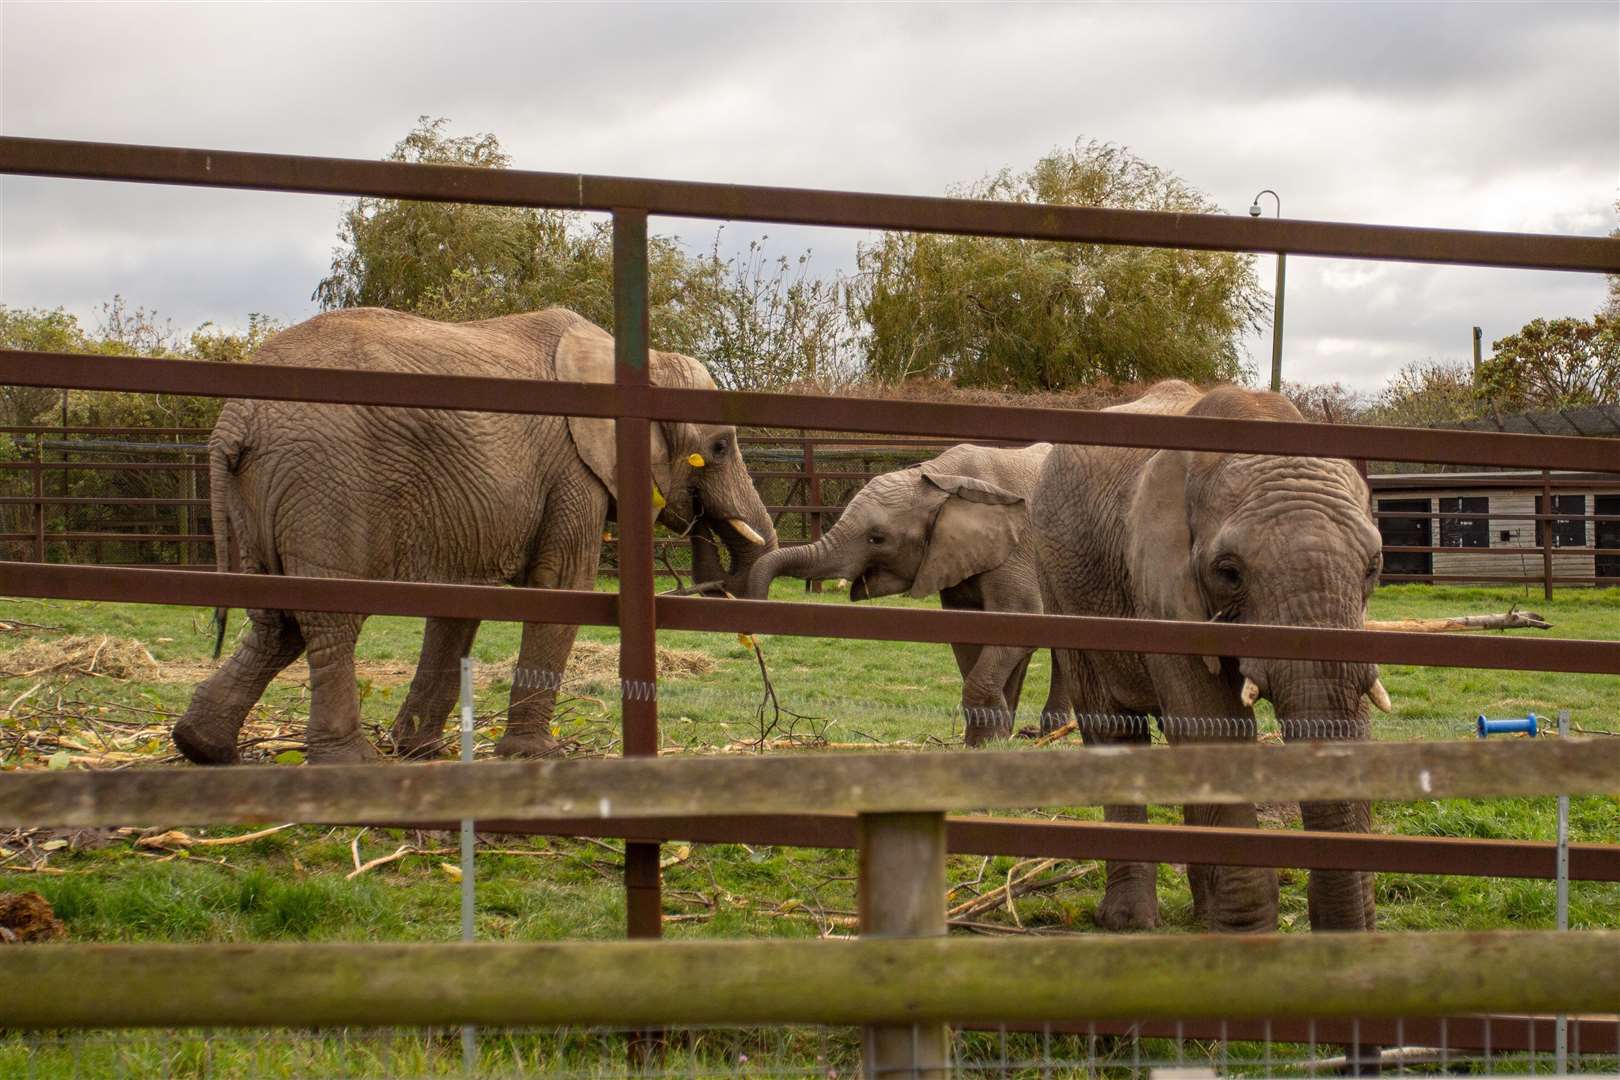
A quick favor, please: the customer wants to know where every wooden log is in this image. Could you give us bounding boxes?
[3,739,1616,829]
[1365,611,1552,633]
[2,932,1616,1029]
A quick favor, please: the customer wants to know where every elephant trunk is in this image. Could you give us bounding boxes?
[709,504,778,597]
[1267,662,1377,933]
[741,537,829,599]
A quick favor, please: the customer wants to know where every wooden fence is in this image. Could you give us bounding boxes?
[1,134,1618,1073]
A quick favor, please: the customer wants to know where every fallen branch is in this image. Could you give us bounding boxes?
[1032,720,1078,747]
[1365,609,1552,633]
[346,844,415,880]
[946,859,1097,924]
[136,824,295,851]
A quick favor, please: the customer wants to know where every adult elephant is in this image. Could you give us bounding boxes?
[1033,381,1391,934]
[744,443,1066,745]
[172,307,777,765]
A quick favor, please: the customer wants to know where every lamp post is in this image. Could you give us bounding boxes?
[1250,190,1285,392]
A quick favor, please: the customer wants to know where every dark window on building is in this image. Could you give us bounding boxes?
[1553,494,1585,548]
[1439,496,1488,548]
[1378,499,1432,577]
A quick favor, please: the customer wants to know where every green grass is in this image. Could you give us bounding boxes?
[2,584,1617,1076]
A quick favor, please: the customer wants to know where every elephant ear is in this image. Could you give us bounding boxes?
[909,473,1025,597]
[1124,449,1207,623]
[556,324,670,500]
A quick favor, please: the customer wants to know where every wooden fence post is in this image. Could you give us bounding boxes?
[1541,470,1554,601]
[860,811,949,1078]
[32,432,45,562]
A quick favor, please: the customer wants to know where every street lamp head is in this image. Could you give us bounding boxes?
[1250,189,1280,218]
[1248,202,1262,217]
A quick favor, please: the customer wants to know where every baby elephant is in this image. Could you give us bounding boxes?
[745,443,1065,744]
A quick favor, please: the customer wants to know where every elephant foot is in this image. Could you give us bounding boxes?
[306,736,380,766]
[1093,888,1159,931]
[388,720,450,760]
[494,730,561,758]
[171,718,241,766]
[962,707,1013,747]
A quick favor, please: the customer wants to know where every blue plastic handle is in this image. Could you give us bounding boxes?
[1476,714,1539,738]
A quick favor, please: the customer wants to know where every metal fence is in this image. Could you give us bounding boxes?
[1,135,1619,1076]
[6,426,1619,595]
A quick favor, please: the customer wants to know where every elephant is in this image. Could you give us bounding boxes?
[172,306,778,765]
[745,442,1068,745]
[1032,380,1391,934]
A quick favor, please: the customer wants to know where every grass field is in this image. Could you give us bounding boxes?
[2,582,1617,1076]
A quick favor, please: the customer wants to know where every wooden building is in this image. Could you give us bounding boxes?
[1370,471,1620,586]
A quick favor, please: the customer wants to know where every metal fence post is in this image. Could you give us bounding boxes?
[860,811,949,1078]
[459,658,477,1074]
[804,432,822,594]
[1541,471,1555,601]
[1556,707,1570,1075]
[32,432,45,562]
[613,207,663,1067]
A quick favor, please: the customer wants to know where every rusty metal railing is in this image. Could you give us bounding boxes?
[3,136,1619,983]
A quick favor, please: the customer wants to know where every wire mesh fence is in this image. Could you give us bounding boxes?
[6,1019,1619,1078]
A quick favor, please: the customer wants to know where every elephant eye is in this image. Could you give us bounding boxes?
[868,531,884,545]
[1214,558,1243,589]
[710,438,728,458]
[1366,556,1381,579]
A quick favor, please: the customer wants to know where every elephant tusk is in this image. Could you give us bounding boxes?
[726,518,766,546]
[1368,678,1393,713]
[1240,677,1262,708]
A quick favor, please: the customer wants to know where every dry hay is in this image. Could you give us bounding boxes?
[0,891,67,943]
[0,634,160,681]
[558,640,717,686]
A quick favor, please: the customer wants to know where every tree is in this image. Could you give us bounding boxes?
[847,140,1267,391]
[314,116,840,389]
[684,234,856,390]
[1365,358,1480,428]
[1476,315,1620,410]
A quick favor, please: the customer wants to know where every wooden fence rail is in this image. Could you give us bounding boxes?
[4,932,1616,1029]
[4,739,1616,829]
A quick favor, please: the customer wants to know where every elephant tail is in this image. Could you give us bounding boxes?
[207,421,246,659]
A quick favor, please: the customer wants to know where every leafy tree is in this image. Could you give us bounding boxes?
[314,116,839,390]
[1477,315,1620,410]
[1365,359,1480,428]
[848,140,1267,391]
[684,234,856,390]
[1282,380,1366,425]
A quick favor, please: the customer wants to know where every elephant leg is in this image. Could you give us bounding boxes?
[1300,798,1376,931]
[173,607,305,765]
[1001,649,1033,718]
[1090,717,1160,931]
[497,489,606,758]
[1153,658,1278,933]
[1038,649,1072,734]
[961,645,1027,746]
[496,620,575,757]
[1063,654,1159,930]
[389,617,481,759]
[294,611,378,764]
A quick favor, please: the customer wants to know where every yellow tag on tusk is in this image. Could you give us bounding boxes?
[652,485,666,510]
[737,634,755,652]
[687,453,706,468]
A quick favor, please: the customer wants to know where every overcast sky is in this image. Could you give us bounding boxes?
[3,1,1616,393]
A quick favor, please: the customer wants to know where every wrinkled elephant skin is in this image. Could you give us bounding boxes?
[745,443,1069,745]
[1032,381,1384,936]
[173,307,777,765]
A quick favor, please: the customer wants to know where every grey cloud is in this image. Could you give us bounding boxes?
[2,1,1615,393]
